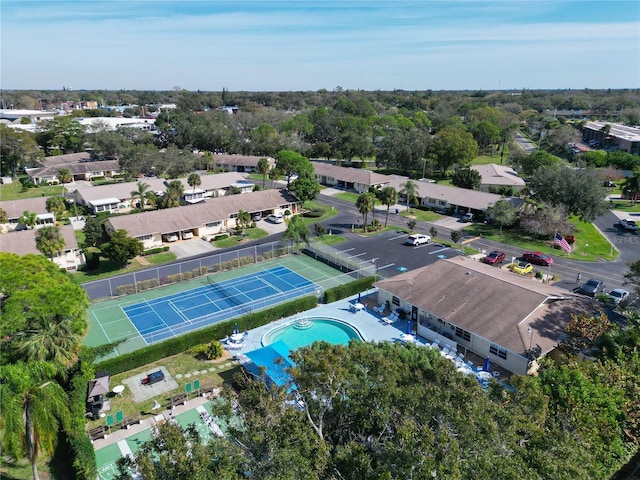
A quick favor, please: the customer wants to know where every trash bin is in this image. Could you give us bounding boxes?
[395,208,399,214]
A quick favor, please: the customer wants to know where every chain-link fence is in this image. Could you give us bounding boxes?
[83,241,294,300]
[303,241,377,278]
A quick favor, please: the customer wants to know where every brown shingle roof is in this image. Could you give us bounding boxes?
[212,154,275,167]
[375,256,597,355]
[106,189,297,237]
[311,162,390,187]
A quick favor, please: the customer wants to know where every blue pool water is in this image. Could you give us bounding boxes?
[262,318,363,351]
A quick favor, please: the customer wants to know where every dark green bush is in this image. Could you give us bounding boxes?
[141,246,170,256]
[95,296,318,374]
[84,250,100,270]
[324,276,375,303]
[303,208,325,218]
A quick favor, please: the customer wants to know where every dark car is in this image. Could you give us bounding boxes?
[577,278,605,297]
[482,250,505,266]
[522,251,554,266]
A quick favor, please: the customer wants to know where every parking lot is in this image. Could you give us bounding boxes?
[325,229,463,279]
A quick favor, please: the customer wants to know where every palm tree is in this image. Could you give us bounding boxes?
[35,226,66,260]
[622,168,640,206]
[236,209,251,235]
[379,186,398,227]
[257,158,271,189]
[57,168,72,196]
[13,317,82,368]
[399,180,419,213]
[161,180,184,208]
[281,215,310,250]
[131,182,150,210]
[356,192,375,232]
[187,172,201,198]
[0,362,71,480]
[268,167,282,189]
[19,210,38,229]
[45,196,66,218]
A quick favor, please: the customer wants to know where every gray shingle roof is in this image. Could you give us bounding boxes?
[0,224,78,255]
[0,197,50,219]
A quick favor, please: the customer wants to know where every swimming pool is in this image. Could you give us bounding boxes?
[262,317,363,351]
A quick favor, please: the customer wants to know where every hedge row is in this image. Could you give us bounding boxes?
[323,276,376,304]
[141,246,170,256]
[62,353,98,479]
[95,295,318,375]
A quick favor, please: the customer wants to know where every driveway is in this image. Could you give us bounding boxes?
[169,238,216,259]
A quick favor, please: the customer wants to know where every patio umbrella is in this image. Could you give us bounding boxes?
[234,323,239,335]
[484,356,491,372]
[357,292,361,303]
[87,376,110,399]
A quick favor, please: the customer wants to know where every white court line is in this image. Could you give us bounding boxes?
[167,299,190,323]
[117,439,133,458]
[429,247,451,255]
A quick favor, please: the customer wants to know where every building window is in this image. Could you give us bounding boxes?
[438,200,447,206]
[392,296,400,306]
[205,221,221,228]
[229,213,238,219]
[137,234,152,241]
[489,344,508,360]
[454,327,471,342]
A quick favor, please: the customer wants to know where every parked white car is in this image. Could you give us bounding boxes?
[267,213,284,224]
[606,288,629,305]
[619,219,638,231]
[405,234,431,246]
[166,234,179,242]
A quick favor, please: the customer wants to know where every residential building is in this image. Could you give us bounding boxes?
[0,224,85,270]
[74,178,167,214]
[385,176,515,215]
[104,189,299,249]
[211,154,275,173]
[26,159,121,185]
[0,197,55,231]
[375,256,597,375]
[311,162,390,192]
[470,164,526,193]
[582,122,640,154]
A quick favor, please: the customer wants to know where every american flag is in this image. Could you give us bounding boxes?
[553,232,572,253]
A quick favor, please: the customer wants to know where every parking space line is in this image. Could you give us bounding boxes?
[377,263,395,271]
[429,247,450,255]
[349,252,367,258]
[389,234,406,241]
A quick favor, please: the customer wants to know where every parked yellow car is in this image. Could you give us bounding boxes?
[512,261,533,275]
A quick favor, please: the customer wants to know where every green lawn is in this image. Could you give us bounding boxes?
[335,192,362,203]
[608,198,640,214]
[212,227,268,248]
[465,217,617,262]
[71,251,178,283]
[315,234,346,246]
[400,208,442,222]
[146,252,177,264]
[0,177,65,201]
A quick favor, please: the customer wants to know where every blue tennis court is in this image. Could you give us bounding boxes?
[122,266,317,344]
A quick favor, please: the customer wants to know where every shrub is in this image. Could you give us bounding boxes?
[535,271,544,280]
[141,246,170,256]
[304,208,325,218]
[115,284,136,296]
[205,341,223,360]
[324,276,375,303]
[213,234,229,241]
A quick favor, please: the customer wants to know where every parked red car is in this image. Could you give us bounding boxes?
[482,250,505,266]
[522,251,554,266]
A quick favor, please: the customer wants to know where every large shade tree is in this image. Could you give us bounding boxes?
[428,126,479,175]
[0,124,41,178]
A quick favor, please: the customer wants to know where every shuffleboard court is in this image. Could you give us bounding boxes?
[121,266,316,344]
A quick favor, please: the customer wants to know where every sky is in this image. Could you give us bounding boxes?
[2,1,639,92]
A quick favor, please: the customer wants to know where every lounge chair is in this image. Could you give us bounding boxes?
[373,303,386,314]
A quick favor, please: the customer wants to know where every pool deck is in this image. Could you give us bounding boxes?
[226,289,426,357]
